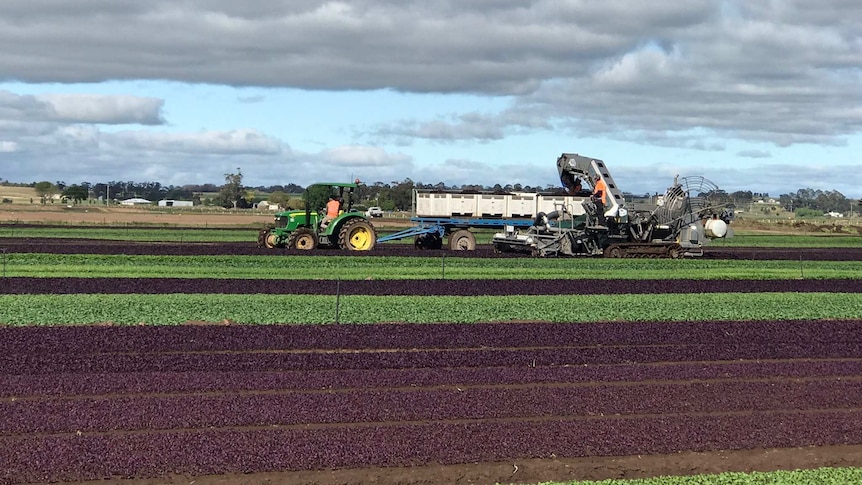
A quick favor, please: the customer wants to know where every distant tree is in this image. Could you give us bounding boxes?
[795,207,823,218]
[34,181,57,203]
[286,197,305,210]
[305,184,334,213]
[267,190,290,207]
[62,185,88,204]
[388,178,414,210]
[730,190,753,205]
[219,169,246,209]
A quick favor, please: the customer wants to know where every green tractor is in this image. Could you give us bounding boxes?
[258,182,377,251]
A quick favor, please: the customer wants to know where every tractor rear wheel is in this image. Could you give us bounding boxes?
[287,228,318,250]
[448,230,476,250]
[338,219,377,250]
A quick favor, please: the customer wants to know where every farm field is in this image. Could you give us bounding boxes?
[0,218,861,485]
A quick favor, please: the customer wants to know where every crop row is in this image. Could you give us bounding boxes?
[1,411,859,483]
[3,360,861,399]
[2,320,858,354]
[0,253,862,280]
[5,252,861,280]
[2,293,861,325]
[4,276,862,296]
[3,380,858,436]
[3,343,861,376]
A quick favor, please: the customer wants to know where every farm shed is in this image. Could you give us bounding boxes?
[158,200,194,207]
[120,198,152,206]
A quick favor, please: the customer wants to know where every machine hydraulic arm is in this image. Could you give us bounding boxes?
[556,153,623,219]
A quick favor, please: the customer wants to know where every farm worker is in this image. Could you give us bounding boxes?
[592,177,608,204]
[591,177,608,226]
[320,195,341,231]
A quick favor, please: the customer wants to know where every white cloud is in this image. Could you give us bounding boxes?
[0,1,859,196]
[109,129,283,155]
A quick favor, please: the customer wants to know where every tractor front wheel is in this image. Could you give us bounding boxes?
[339,219,377,251]
[287,228,318,250]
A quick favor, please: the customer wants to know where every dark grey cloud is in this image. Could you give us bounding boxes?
[2,1,859,146]
[0,1,859,195]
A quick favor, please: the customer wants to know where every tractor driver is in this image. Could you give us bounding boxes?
[319,195,341,231]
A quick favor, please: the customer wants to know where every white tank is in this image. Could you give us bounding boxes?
[704,218,728,238]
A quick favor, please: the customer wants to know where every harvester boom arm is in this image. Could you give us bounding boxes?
[556,153,623,217]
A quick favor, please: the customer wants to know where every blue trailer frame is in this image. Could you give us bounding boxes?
[377,217,536,245]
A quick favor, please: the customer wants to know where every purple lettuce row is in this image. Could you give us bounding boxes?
[2,237,862,260]
[2,342,860,376]
[4,277,862,296]
[0,238,511,257]
[1,321,859,356]
[1,379,858,435]
[4,360,861,398]
[1,411,859,483]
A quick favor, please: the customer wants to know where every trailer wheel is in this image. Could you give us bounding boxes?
[448,230,476,250]
[287,228,318,250]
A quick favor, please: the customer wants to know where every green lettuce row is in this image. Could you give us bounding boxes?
[4,254,860,280]
[1,293,860,325]
[513,466,862,485]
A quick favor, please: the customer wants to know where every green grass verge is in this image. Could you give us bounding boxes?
[508,466,862,485]
[1,293,859,325]
[3,253,861,279]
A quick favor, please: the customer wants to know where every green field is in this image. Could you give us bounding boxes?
[1,292,859,325]
[2,253,860,279]
[3,227,859,484]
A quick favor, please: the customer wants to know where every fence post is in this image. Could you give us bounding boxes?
[335,277,341,324]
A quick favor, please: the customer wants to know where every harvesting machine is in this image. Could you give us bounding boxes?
[491,153,734,258]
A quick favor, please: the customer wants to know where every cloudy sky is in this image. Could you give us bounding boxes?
[0,1,860,197]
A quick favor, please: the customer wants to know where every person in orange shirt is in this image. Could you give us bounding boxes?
[592,177,608,225]
[592,177,608,204]
[320,195,341,231]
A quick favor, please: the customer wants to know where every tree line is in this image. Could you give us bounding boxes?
[8,175,862,214]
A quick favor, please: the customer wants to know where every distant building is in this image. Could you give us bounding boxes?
[158,200,194,207]
[120,198,152,206]
[256,201,281,211]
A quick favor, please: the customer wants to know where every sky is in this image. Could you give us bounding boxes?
[0,1,860,198]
